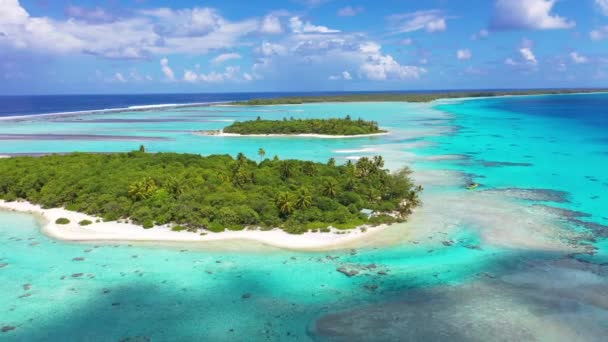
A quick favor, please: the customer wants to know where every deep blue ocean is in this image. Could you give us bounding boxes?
[0,90,532,117]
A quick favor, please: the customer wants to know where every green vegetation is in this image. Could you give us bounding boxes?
[171,225,187,232]
[0,151,421,234]
[78,219,93,226]
[232,89,608,105]
[223,116,385,136]
[55,218,70,225]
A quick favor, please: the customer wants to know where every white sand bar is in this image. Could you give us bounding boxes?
[0,200,388,251]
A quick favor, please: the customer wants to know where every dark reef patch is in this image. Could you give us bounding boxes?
[484,188,570,203]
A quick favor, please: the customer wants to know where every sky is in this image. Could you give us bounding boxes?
[0,0,607,94]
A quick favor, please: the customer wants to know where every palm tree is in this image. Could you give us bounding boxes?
[257,148,266,163]
[302,161,317,176]
[236,152,247,165]
[165,177,183,197]
[295,188,312,209]
[322,179,338,198]
[373,155,384,170]
[128,177,158,201]
[327,157,336,167]
[138,145,146,153]
[279,161,294,180]
[276,192,295,216]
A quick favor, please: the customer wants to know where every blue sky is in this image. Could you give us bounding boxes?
[1,0,607,94]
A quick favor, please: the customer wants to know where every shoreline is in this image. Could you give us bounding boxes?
[195,130,390,139]
[220,90,608,106]
[2,91,605,121]
[0,200,389,251]
[0,101,229,122]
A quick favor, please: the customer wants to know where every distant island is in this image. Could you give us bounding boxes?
[231,89,608,105]
[215,116,387,136]
[0,150,421,234]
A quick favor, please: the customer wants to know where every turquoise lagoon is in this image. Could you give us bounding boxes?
[1,94,607,340]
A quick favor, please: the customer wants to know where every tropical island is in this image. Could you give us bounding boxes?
[216,116,386,136]
[231,88,608,105]
[198,116,388,138]
[0,150,421,236]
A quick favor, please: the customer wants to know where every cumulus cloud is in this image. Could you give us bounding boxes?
[0,1,259,59]
[289,16,340,33]
[570,52,588,64]
[504,40,539,68]
[65,5,116,23]
[183,70,198,82]
[260,14,282,33]
[257,41,288,56]
[388,10,447,34]
[114,72,127,83]
[590,26,608,40]
[596,0,608,15]
[182,66,249,83]
[160,57,175,80]
[212,53,242,64]
[359,42,426,80]
[328,71,352,80]
[337,6,364,17]
[519,48,537,65]
[457,49,472,60]
[490,0,575,30]
[249,28,425,84]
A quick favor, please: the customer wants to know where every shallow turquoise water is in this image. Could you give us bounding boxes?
[1,95,607,340]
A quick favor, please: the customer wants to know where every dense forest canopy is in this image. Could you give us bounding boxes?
[231,89,607,105]
[222,116,385,136]
[0,151,421,234]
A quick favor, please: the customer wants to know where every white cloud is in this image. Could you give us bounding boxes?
[328,71,353,80]
[388,10,447,34]
[248,30,426,84]
[0,1,259,59]
[400,38,413,45]
[260,15,282,33]
[183,70,199,82]
[289,16,340,33]
[359,44,426,80]
[570,52,588,64]
[519,47,537,65]
[360,57,426,80]
[590,26,608,41]
[359,42,381,54]
[338,6,364,17]
[596,0,608,15]
[65,6,116,23]
[114,72,127,83]
[212,52,242,64]
[457,49,472,60]
[490,0,575,30]
[257,41,288,56]
[181,66,249,83]
[504,41,539,68]
[471,29,489,40]
[160,57,175,80]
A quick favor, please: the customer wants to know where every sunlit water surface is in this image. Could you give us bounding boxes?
[1,94,607,341]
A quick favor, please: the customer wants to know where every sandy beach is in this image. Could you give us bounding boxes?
[195,130,390,139]
[0,200,388,250]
